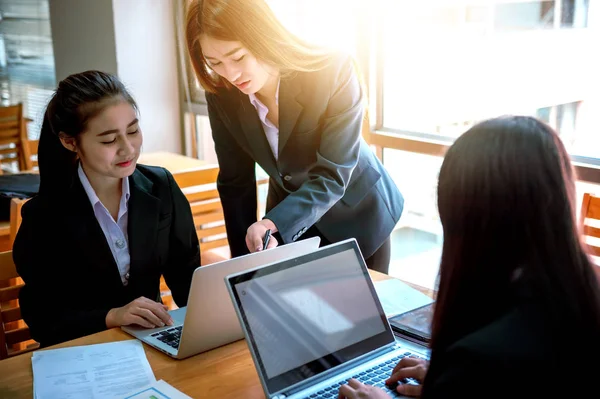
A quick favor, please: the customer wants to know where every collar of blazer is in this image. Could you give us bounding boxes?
[67,168,161,289]
[235,74,304,180]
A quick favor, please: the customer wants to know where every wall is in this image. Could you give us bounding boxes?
[48,0,118,79]
[48,0,182,153]
[112,0,182,153]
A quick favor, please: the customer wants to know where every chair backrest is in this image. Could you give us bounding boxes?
[580,193,600,258]
[0,104,32,172]
[172,165,228,253]
[0,250,39,359]
[580,193,600,285]
[27,139,39,170]
[154,165,225,310]
[9,198,28,248]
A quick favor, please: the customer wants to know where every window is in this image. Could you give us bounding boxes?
[381,1,598,159]
[267,0,359,57]
[176,0,599,289]
[0,0,56,140]
[384,149,444,288]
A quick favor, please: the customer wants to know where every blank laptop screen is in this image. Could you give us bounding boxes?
[229,241,394,394]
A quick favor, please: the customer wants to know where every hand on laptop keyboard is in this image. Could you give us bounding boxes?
[106,296,174,329]
[385,357,428,397]
[338,379,394,399]
[336,354,427,398]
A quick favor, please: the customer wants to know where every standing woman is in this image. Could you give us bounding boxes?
[13,71,201,347]
[185,0,403,273]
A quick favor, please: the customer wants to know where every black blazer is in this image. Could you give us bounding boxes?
[422,301,597,398]
[13,165,200,347]
[207,53,404,258]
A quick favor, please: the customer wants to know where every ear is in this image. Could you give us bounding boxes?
[58,132,77,152]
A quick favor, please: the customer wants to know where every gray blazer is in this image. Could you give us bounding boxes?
[206,53,403,259]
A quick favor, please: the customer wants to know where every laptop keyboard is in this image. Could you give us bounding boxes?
[304,352,425,399]
[150,326,183,349]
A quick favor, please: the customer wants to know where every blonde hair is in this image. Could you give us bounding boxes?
[185,0,335,93]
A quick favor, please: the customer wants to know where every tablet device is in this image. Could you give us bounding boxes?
[389,303,434,345]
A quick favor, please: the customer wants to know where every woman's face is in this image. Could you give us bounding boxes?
[60,100,142,184]
[200,35,277,95]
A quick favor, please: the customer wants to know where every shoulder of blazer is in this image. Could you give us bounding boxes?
[444,302,556,361]
[20,193,45,220]
[294,51,356,92]
[132,164,170,190]
[205,85,244,113]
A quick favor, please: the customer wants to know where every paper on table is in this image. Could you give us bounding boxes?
[122,379,193,399]
[374,279,434,318]
[32,340,155,399]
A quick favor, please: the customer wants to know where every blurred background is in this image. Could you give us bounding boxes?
[2,0,599,289]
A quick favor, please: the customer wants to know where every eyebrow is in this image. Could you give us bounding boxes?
[204,47,242,61]
[97,118,139,136]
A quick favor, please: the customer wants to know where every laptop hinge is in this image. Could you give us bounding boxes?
[280,343,398,398]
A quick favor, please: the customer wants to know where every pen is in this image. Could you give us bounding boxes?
[262,229,271,251]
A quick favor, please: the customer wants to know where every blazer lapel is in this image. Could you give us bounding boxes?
[69,180,123,290]
[127,170,160,283]
[278,75,303,155]
[236,94,280,180]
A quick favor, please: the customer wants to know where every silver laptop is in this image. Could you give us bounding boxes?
[225,238,429,399]
[122,237,320,359]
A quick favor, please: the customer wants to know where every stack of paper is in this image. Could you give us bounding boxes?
[32,340,156,399]
[374,278,435,318]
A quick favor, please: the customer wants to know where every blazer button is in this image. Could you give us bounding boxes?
[284,175,292,181]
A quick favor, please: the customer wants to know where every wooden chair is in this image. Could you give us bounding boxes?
[0,104,32,172]
[26,139,39,171]
[0,198,21,252]
[0,250,39,359]
[580,193,600,280]
[9,198,27,248]
[0,222,8,251]
[155,165,228,309]
[0,195,32,252]
[580,193,600,256]
[172,165,230,264]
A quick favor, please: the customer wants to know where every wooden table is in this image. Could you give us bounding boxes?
[138,151,207,173]
[6,151,205,176]
[0,271,434,398]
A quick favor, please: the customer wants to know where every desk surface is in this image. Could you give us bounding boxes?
[0,271,434,398]
[5,151,206,177]
[138,151,207,173]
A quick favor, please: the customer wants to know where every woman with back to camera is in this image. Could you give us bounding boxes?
[339,116,600,398]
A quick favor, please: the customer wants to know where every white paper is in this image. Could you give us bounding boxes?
[122,379,192,399]
[374,279,434,317]
[32,340,155,399]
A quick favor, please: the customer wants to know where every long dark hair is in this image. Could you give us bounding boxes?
[427,116,600,369]
[38,70,137,195]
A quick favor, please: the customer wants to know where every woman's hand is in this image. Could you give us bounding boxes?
[386,357,429,397]
[246,219,279,252]
[106,296,174,329]
[338,379,391,399]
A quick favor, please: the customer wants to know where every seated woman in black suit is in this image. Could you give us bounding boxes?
[13,71,201,347]
[339,116,600,398]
